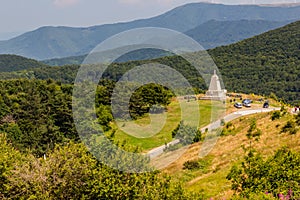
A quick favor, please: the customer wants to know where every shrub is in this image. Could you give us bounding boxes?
[271,111,281,121]
[221,122,236,136]
[281,120,298,134]
[231,192,276,200]
[163,143,183,152]
[172,121,202,144]
[183,158,211,171]
[227,147,300,198]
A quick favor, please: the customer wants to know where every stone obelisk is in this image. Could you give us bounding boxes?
[201,70,226,101]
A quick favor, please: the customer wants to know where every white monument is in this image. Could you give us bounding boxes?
[201,70,226,101]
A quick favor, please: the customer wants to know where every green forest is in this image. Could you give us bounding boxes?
[0,79,198,199]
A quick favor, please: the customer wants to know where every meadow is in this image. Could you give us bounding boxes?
[107,99,226,151]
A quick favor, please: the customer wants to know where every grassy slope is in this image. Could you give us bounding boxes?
[162,111,299,199]
[107,93,280,151]
[108,99,223,151]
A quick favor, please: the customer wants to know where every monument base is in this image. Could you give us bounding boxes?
[198,96,226,101]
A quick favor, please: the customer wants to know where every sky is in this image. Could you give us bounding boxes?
[0,0,299,40]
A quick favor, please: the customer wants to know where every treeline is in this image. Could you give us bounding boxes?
[0,54,48,72]
[0,49,298,105]
[0,65,79,84]
[0,79,173,156]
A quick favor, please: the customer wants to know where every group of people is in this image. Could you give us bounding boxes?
[293,106,300,113]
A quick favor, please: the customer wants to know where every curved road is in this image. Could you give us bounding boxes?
[147,107,280,158]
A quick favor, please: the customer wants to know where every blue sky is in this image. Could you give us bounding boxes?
[0,0,299,40]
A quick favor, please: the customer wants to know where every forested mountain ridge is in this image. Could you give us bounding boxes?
[208,20,300,104]
[209,20,300,57]
[1,3,300,60]
[0,54,48,72]
[0,20,299,104]
[185,19,290,49]
[43,55,86,66]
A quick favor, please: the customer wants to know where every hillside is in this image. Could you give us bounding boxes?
[42,55,86,66]
[185,19,289,49]
[162,110,300,199]
[209,20,300,104]
[1,3,300,60]
[0,54,48,72]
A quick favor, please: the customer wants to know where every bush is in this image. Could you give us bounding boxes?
[163,143,183,152]
[271,111,281,121]
[227,147,300,198]
[231,192,276,200]
[2,140,201,200]
[172,121,202,144]
[281,120,298,134]
[183,158,211,171]
[221,122,236,136]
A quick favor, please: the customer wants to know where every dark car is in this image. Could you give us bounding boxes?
[234,102,243,109]
[263,101,269,108]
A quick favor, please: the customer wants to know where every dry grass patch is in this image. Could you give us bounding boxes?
[162,111,299,199]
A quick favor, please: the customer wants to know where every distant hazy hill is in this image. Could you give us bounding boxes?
[42,49,173,66]
[185,19,290,49]
[0,54,47,72]
[42,19,290,66]
[1,3,300,60]
[42,55,86,66]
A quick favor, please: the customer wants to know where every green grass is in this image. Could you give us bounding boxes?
[186,167,232,199]
[107,99,226,151]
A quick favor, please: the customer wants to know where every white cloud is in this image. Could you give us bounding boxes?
[53,0,80,8]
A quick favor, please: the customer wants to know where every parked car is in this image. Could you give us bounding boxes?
[234,102,243,109]
[263,101,269,108]
[242,99,252,107]
[242,99,252,104]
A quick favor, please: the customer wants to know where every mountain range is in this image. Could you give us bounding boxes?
[0,3,300,60]
[0,20,299,104]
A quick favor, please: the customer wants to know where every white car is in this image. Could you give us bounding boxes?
[234,102,243,109]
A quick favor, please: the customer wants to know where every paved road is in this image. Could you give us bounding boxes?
[147,107,280,158]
